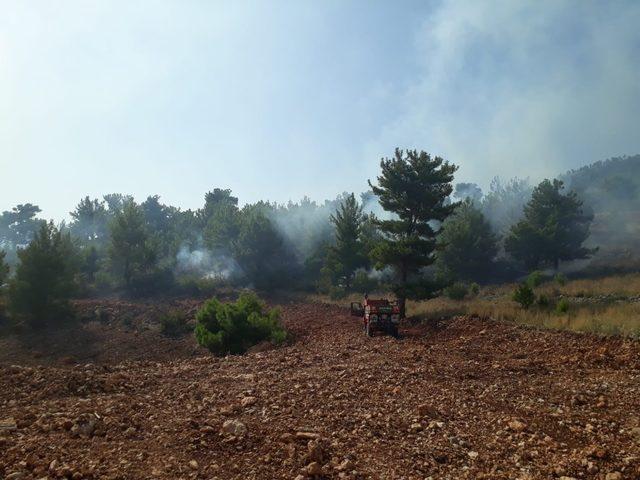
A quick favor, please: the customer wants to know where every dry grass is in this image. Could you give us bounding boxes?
[487,272,640,298]
[408,295,640,338]
[310,273,640,338]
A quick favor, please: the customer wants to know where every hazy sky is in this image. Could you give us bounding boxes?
[2,1,639,219]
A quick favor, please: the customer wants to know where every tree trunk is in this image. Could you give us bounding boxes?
[398,296,406,319]
[398,263,408,318]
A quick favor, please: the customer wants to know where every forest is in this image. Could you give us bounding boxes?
[0,151,639,328]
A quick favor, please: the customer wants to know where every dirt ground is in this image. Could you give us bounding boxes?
[1,298,640,479]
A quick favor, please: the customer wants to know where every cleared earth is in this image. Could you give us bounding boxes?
[2,299,640,479]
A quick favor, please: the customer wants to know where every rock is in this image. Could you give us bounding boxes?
[409,422,423,433]
[296,431,321,440]
[336,459,353,471]
[0,418,17,432]
[221,419,247,437]
[188,460,198,470]
[306,461,323,476]
[417,404,439,418]
[605,473,622,480]
[70,413,100,438]
[468,451,479,460]
[630,426,640,440]
[240,396,257,407]
[280,432,294,443]
[508,419,527,432]
[304,439,327,464]
[6,473,26,480]
[585,445,608,459]
[294,475,305,480]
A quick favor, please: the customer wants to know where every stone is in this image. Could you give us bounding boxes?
[6,473,26,480]
[304,439,326,464]
[296,431,321,440]
[188,460,198,470]
[70,413,99,438]
[241,396,257,407]
[221,419,247,437]
[0,418,17,432]
[508,419,527,433]
[417,404,439,418]
[605,473,622,480]
[409,422,423,433]
[306,461,323,476]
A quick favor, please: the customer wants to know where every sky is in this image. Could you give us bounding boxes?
[1,0,639,220]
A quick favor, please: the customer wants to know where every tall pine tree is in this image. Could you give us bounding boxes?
[505,179,596,270]
[369,149,458,317]
[327,193,365,289]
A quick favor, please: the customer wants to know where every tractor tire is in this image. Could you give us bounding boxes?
[366,323,373,337]
[390,325,399,339]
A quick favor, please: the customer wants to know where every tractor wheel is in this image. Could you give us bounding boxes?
[366,322,373,337]
[390,325,399,339]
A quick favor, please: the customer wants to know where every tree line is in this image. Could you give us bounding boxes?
[0,148,596,327]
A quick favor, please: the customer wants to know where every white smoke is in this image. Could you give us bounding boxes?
[175,245,243,280]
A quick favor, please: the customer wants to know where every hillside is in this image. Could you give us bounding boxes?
[563,155,640,258]
[2,300,640,479]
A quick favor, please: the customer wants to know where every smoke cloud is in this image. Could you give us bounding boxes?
[367,1,640,191]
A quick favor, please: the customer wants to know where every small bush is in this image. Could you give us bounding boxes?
[444,282,468,301]
[526,271,545,288]
[536,294,550,307]
[469,283,480,296]
[195,292,286,355]
[160,310,191,337]
[174,275,218,297]
[512,283,535,310]
[94,308,110,323]
[328,286,347,300]
[554,272,567,286]
[555,298,569,314]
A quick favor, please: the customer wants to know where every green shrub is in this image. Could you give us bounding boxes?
[174,275,219,297]
[0,250,9,288]
[329,286,347,300]
[94,308,110,323]
[194,292,286,355]
[469,282,480,296]
[512,283,535,310]
[526,270,545,288]
[444,282,468,301]
[160,310,191,337]
[94,271,116,292]
[554,273,567,286]
[555,298,569,314]
[537,294,550,307]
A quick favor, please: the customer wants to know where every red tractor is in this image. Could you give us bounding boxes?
[350,295,400,338]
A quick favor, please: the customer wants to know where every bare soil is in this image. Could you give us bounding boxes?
[1,298,640,479]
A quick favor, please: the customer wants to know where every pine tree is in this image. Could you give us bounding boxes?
[436,199,499,282]
[505,179,596,270]
[8,222,79,328]
[369,149,458,316]
[327,193,365,289]
[108,201,157,291]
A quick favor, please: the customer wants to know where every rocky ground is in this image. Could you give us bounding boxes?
[2,298,640,479]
